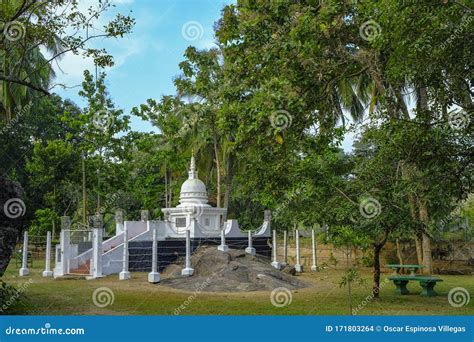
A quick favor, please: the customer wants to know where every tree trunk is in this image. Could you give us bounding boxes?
[223,153,234,220]
[419,200,433,274]
[408,195,423,266]
[396,238,404,267]
[213,140,221,208]
[348,281,353,315]
[415,234,423,266]
[0,175,23,276]
[169,174,172,206]
[372,244,382,298]
[164,167,168,208]
[372,230,389,299]
[82,156,87,228]
[52,219,56,241]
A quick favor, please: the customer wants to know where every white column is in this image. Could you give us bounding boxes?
[119,222,131,280]
[271,229,280,269]
[141,210,149,222]
[90,215,103,279]
[54,245,60,265]
[245,230,256,255]
[42,231,53,277]
[295,229,302,272]
[311,229,318,271]
[181,229,194,276]
[148,226,161,283]
[282,230,288,266]
[115,209,124,235]
[217,227,228,252]
[54,216,71,278]
[19,231,29,276]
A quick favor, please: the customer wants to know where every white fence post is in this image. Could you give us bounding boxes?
[115,209,124,235]
[148,226,161,283]
[90,214,103,279]
[245,230,256,256]
[271,229,280,269]
[311,229,318,271]
[54,216,71,278]
[119,222,131,280]
[295,229,302,272]
[19,231,29,276]
[218,227,228,252]
[42,231,53,277]
[181,228,194,276]
[282,230,288,266]
[141,210,149,222]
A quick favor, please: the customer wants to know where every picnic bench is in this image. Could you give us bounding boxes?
[386,264,425,276]
[388,275,443,297]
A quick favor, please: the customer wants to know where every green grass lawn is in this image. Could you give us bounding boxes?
[2,260,473,315]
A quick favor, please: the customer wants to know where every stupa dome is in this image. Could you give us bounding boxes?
[177,155,209,206]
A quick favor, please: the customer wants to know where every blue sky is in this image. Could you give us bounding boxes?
[55,0,355,151]
[55,0,232,132]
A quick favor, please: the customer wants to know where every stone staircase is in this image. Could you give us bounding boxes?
[69,259,90,275]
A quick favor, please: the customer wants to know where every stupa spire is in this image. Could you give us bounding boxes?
[188,153,197,179]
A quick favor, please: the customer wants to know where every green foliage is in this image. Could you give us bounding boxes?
[0,280,22,313]
[339,268,365,289]
[1,0,134,119]
[29,208,59,237]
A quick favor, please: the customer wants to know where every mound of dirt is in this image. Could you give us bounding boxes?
[159,246,307,292]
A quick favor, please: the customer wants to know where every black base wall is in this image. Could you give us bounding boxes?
[128,237,271,272]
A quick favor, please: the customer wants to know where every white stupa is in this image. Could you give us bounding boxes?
[161,155,227,237]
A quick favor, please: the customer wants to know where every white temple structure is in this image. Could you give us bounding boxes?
[161,155,227,237]
[54,155,271,278]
